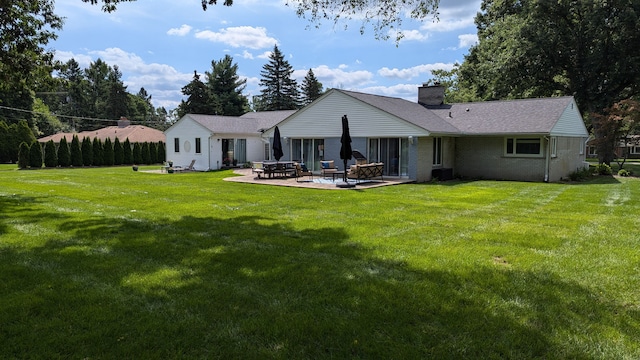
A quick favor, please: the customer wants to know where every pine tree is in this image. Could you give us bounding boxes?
[258,45,300,111]
[206,55,249,116]
[300,69,324,105]
[149,142,158,164]
[177,71,212,118]
[82,137,93,166]
[0,120,9,163]
[113,137,124,165]
[29,141,42,168]
[44,140,57,167]
[70,135,83,167]
[57,137,71,167]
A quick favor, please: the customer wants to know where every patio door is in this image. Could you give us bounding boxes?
[291,138,324,171]
[221,139,247,165]
[368,138,409,176]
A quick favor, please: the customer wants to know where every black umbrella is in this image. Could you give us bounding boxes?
[272,125,284,161]
[339,115,353,182]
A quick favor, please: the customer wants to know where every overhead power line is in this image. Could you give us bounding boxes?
[0,105,119,123]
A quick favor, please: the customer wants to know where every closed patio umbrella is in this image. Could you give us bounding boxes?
[340,115,353,183]
[272,125,284,161]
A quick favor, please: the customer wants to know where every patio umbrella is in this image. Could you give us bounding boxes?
[339,115,353,182]
[272,125,284,161]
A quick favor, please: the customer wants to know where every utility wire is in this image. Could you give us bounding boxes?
[0,104,119,123]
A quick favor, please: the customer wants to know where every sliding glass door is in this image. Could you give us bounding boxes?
[290,139,324,171]
[368,138,409,176]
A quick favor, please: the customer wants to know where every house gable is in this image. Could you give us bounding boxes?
[550,98,589,137]
[272,89,434,138]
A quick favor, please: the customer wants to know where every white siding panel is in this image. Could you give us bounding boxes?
[278,91,428,138]
[551,99,589,137]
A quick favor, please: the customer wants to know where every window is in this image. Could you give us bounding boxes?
[632,146,640,155]
[433,137,442,166]
[588,146,597,156]
[195,138,201,154]
[505,137,542,157]
[174,138,180,153]
[550,137,557,158]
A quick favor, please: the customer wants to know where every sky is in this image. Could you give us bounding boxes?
[51,0,483,111]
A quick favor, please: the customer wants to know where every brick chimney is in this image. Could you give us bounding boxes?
[118,116,131,128]
[418,83,445,107]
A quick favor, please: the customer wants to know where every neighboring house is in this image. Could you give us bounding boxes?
[38,117,165,145]
[587,135,640,159]
[262,85,589,182]
[164,110,295,171]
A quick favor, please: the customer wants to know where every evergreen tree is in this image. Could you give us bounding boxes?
[157,141,166,163]
[81,137,93,166]
[29,141,43,169]
[57,137,71,167]
[205,55,249,116]
[105,66,130,121]
[258,45,300,111]
[103,137,114,166]
[177,71,212,118]
[10,120,37,163]
[18,142,30,169]
[113,137,124,165]
[0,120,10,163]
[149,142,158,164]
[92,137,103,166]
[141,142,151,164]
[123,138,133,165]
[132,142,143,165]
[70,135,83,167]
[300,69,323,105]
[44,140,57,167]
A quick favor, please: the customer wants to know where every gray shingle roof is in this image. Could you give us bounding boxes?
[187,110,296,134]
[339,90,461,134]
[428,97,574,135]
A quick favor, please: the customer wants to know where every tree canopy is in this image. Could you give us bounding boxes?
[257,45,300,111]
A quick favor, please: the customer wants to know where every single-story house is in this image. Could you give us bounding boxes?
[261,85,589,182]
[164,110,295,170]
[587,135,640,159]
[38,117,165,145]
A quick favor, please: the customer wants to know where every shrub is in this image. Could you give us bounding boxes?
[82,137,93,166]
[29,141,43,168]
[44,140,57,167]
[17,142,30,169]
[113,138,124,165]
[103,138,114,166]
[57,137,71,167]
[596,163,612,175]
[617,169,630,177]
[569,167,592,181]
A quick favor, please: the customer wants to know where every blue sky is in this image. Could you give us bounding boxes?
[51,0,482,111]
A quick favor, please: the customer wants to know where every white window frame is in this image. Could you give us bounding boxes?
[174,137,180,153]
[504,137,543,158]
[433,137,442,166]
[195,138,201,154]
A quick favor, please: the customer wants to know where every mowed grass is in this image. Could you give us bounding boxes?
[1,164,638,359]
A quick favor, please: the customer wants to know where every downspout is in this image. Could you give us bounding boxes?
[544,136,550,182]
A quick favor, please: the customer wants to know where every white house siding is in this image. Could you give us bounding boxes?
[550,100,589,137]
[164,118,211,170]
[415,137,434,182]
[455,137,546,181]
[277,91,428,138]
[549,137,588,181]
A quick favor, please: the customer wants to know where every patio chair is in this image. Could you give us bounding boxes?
[174,159,195,172]
[295,163,313,182]
[320,160,337,178]
[252,161,265,178]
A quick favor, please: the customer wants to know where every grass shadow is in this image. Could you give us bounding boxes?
[2,209,637,358]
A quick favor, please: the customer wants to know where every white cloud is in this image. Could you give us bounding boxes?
[297,65,375,89]
[458,33,478,48]
[420,0,480,32]
[378,62,456,80]
[194,26,278,50]
[360,83,422,101]
[167,24,192,36]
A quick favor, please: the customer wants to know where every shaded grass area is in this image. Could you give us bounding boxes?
[1,165,639,358]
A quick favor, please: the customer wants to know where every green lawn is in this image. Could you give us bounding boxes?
[1,165,639,359]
